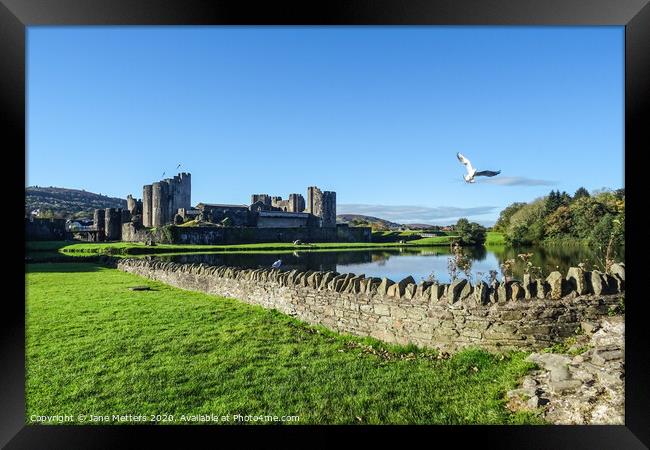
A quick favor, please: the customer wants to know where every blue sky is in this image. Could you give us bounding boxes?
[27,26,624,225]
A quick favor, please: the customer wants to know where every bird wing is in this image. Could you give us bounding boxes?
[474,170,501,177]
[456,153,475,175]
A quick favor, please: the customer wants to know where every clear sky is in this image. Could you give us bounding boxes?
[27,26,624,225]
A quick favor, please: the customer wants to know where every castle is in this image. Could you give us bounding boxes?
[87,172,367,244]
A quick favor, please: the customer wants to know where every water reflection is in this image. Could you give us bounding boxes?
[153,245,622,284]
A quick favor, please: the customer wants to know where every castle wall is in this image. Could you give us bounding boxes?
[25,217,68,241]
[251,194,271,206]
[288,194,305,213]
[151,182,169,227]
[321,191,336,227]
[179,172,191,210]
[126,195,137,215]
[104,208,122,241]
[121,224,372,245]
[142,185,153,227]
[117,259,625,352]
[93,209,105,231]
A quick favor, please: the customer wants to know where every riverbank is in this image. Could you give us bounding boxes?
[27,236,457,256]
[26,232,505,257]
[25,262,539,425]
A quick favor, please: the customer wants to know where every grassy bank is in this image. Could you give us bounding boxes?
[485,232,506,246]
[26,263,541,425]
[28,236,457,257]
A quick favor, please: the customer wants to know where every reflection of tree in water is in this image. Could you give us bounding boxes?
[152,245,610,282]
[490,244,622,279]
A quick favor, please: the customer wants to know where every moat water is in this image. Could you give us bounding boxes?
[150,244,620,284]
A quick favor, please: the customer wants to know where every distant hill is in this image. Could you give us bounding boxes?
[336,214,402,230]
[26,186,127,219]
[402,223,442,230]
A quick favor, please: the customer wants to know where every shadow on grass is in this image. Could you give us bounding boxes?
[25,241,72,252]
[25,262,106,273]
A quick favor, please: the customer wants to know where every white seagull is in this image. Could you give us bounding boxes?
[271,259,282,269]
[456,152,501,183]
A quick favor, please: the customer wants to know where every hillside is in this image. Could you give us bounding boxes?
[26,186,127,219]
[336,214,401,230]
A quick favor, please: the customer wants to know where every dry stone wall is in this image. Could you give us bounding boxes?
[117,259,625,352]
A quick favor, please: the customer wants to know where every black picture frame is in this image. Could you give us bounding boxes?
[3,0,648,447]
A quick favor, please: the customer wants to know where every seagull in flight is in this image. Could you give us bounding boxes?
[456,152,501,183]
[271,259,282,269]
[176,163,182,170]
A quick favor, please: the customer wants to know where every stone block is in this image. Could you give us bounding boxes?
[546,271,571,299]
[377,278,395,296]
[447,279,468,303]
[586,270,607,296]
[473,281,489,305]
[609,262,625,282]
[566,267,588,295]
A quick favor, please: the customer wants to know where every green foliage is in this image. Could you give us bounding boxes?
[455,218,486,246]
[485,232,506,246]
[501,189,624,255]
[25,263,541,424]
[158,224,175,243]
[493,203,527,232]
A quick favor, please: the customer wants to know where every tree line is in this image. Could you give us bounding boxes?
[493,187,625,251]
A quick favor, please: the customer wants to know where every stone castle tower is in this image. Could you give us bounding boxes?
[141,172,191,227]
[306,186,336,227]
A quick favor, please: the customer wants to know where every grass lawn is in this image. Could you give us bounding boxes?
[26,263,542,425]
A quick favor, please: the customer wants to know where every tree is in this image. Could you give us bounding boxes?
[544,205,573,238]
[544,190,561,215]
[573,187,590,200]
[455,218,486,246]
[494,202,526,232]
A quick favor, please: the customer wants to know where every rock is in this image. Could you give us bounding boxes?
[591,349,623,366]
[396,276,416,298]
[510,282,525,300]
[497,281,511,302]
[527,396,540,409]
[458,280,474,301]
[525,354,572,382]
[566,267,588,295]
[415,281,433,298]
[473,281,490,305]
[430,284,447,301]
[376,278,395,296]
[586,270,607,296]
[447,279,468,303]
[546,271,569,299]
[609,263,625,281]
[535,279,550,299]
[580,321,599,335]
[523,274,537,299]
[548,379,582,394]
[606,273,624,292]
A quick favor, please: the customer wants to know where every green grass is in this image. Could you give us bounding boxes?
[28,237,459,257]
[485,232,506,246]
[26,263,543,425]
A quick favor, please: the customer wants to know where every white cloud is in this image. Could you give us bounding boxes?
[338,203,499,225]
[481,176,556,186]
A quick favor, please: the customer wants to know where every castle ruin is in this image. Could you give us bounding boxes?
[141,173,192,227]
[90,172,363,244]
